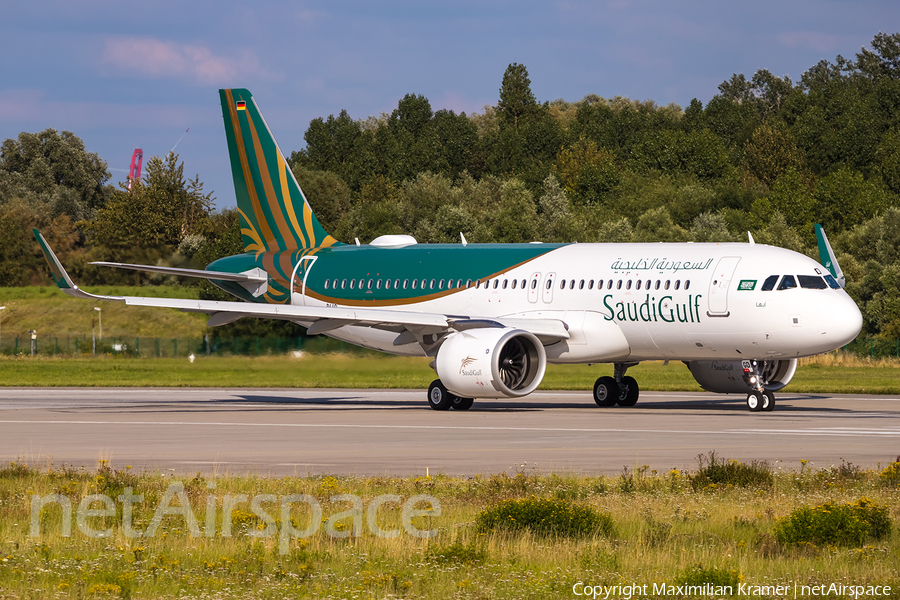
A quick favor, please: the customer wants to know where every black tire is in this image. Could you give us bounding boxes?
[762,390,775,412]
[617,376,640,407]
[593,376,619,407]
[747,391,764,412]
[427,380,453,411]
[451,396,474,411]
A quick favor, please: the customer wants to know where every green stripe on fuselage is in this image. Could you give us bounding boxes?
[207,243,566,305]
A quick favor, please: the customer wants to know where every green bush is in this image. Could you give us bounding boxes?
[675,564,741,590]
[691,452,773,489]
[879,461,900,487]
[773,498,892,547]
[426,542,486,564]
[475,496,614,538]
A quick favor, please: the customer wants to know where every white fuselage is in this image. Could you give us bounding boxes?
[292,243,862,363]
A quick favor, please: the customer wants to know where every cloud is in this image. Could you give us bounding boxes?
[101,36,271,84]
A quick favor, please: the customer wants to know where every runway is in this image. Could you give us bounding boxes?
[1,388,898,477]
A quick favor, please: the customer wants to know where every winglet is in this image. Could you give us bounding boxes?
[32,230,125,302]
[814,224,845,288]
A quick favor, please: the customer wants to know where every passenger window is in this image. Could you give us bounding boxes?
[421,279,427,289]
[588,280,594,290]
[376,280,381,289]
[493,280,499,289]
[324,280,329,290]
[531,279,538,289]
[685,280,690,290]
[341,279,347,289]
[430,279,435,289]
[438,279,444,290]
[560,280,566,290]
[777,275,797,291]
[402,279,408,289]
[502,279,508,289]
[466,279,472,288]
[617,280,622,290]
[511,279,517,290]
[412,279,418,289]
[350,279,356,289]
[580,280,585,290]
[608,280,613,289]
[761,275,778,291]
[674,280,680,290]
[368,279,373,289]
[546,279,552,290]
[665,280,670,290]
[626,280,632,290]
[798,275,827,289]
[359,279,365,289]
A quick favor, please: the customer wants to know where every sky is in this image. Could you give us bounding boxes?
[1,0,896,210]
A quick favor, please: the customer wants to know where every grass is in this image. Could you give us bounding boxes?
[0,352,899,394]
[0,460,898,599]
[0,286,207,339]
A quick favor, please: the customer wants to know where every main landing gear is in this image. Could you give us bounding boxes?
[428,380,474,411]
[742,360,775,412]
[593,362,640,408]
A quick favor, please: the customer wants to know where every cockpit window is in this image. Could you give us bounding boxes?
[777,275,797,291]
[823,274,841,289]
[798,275,828,289]
[761,275,779,291]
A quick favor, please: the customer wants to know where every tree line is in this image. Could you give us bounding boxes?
[1,32,899,339]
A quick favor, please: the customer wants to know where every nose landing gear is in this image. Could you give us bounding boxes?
[742,360,775,412]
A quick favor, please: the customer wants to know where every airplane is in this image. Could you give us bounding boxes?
[34,88,863,413]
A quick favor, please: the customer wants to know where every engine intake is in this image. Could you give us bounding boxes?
[685,359,798,394]
[435,328,546,398]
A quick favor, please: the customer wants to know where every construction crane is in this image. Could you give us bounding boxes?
[127,148,143,191]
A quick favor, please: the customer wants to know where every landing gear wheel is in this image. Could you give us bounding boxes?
[451,396,474,411]
[762,391,775,412]
[427,380,453,411]
[593,376,619,407]
[617,376,639,407]
[746,391,764,412]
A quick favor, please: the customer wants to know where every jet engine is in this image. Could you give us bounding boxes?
[685,359,798,394]
[435,328,546,398]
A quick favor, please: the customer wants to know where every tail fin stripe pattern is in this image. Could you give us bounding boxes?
[243,109,298,250]
[278,154,310,248]
[220,88,341,255]
[225,90,276,248]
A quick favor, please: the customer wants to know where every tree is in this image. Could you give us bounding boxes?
[84,153,213,267]
[553,139,621,205]
[742,122,807,188]
[497,63,540,130]
[854,32,900,81]
[0,128,113,222]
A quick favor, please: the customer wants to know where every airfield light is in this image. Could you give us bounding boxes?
[0,306,5,348]
[94,307,102,340]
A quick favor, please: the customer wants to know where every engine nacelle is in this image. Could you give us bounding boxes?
[435,328,546,398]
[685,359,798,394]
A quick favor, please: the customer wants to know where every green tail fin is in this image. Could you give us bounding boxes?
[219,89,340,254]
[814,224,845,288]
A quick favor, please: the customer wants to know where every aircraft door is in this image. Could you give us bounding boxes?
[707,256,740,317]
[541,272,556,304]
[290,255,318,306]
[528,272,541,303]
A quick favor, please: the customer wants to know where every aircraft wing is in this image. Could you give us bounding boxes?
[33,230,569,343]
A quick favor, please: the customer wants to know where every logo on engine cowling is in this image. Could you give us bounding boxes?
[459,356,482,376]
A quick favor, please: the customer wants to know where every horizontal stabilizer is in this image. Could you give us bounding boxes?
[91,261,267,283]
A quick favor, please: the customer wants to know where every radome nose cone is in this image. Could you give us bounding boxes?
[829,293,863,347]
